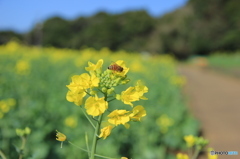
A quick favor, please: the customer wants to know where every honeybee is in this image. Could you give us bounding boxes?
[108,62,124,72]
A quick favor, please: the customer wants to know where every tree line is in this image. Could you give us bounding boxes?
[0,0,239,58]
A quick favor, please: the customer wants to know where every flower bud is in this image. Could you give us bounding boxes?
[115,94,121,100]
[107,88,114,95]
[90,90,97,95]
[121,79,130,85]
[25,127,31,135]
[102,87,107,93]
[16,129,25,137]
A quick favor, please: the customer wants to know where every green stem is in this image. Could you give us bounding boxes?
[192,146,201,159]
[85,90,92,96]
[19,136,26,159]
[68,141,116,159]
[80,107,96,129]
[107,98,116,103]
[85,132,90,157]
[90,114,103,159]
[68,141,89,153]
[0,150,7,159]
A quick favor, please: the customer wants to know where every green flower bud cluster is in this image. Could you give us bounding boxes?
[195,136,209,150]
[99,70,130,89]
[16,127,31,137]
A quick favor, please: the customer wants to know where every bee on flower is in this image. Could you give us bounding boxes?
[108,62,124,72]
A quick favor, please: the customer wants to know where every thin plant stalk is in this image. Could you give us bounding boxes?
[90,114,103,159]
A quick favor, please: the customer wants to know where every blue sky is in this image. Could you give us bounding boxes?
[0,0,188,33]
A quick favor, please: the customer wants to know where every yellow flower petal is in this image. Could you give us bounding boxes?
[99,125,113,139]
[130,105,146,121]
[56,130,67,141]
[120,87,140,106]
[108,110,130,126]
[184,135,196,147]
[176,153,189,159]
[115,60,129,77]
[66,90,86,106]
[85,59,103,72]
[85,95,108,116]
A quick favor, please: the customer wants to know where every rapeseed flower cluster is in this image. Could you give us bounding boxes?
[177,135,210,159]
[66,59,148,140]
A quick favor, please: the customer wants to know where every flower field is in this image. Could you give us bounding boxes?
[0,41,199,159]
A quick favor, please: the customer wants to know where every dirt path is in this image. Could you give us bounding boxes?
[178,65,240,159]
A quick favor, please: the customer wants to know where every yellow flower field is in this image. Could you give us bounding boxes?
[0,41,199,159]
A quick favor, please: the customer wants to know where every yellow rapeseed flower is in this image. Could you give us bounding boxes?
[85,59,103,73]
[120,80,148,106]
[67,73,99,91]
[134,80,148,100]
[64,116,78,128]
[108,110,130,126]
[120,87,140,106]
[56,130,67,142]
[99,125,113,139]
[184,135,196,147]
[66,73,99,106]
[176,153,189,159]
[129,105,146,121]
[66,90,86,106]
[85,95,108,116]
[156,114,174,133]
[114,60,129,77]
[0,102,10,113]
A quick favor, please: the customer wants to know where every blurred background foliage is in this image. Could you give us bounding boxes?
[0,41,199,159]
[0,0,239,59]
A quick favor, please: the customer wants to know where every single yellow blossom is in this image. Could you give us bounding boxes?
[0,102,10,113]
[156,114,174,133]
[85,95,108,116]
[66,73,99,106]
[114,60,129,77]
[121,157,128,159]
[184,135,196,147]
[66,73,99,91]
[129,105,146,121]
[64,116,78,128]
[85,59,103,72]
[119,80,148,106]
[99,125,113,139]
[56,130,67,142]
[134,80,148,100]
[66,90,86,106]
[176,153,189,159]
[108,110,130,126]
[120,87,140,106]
